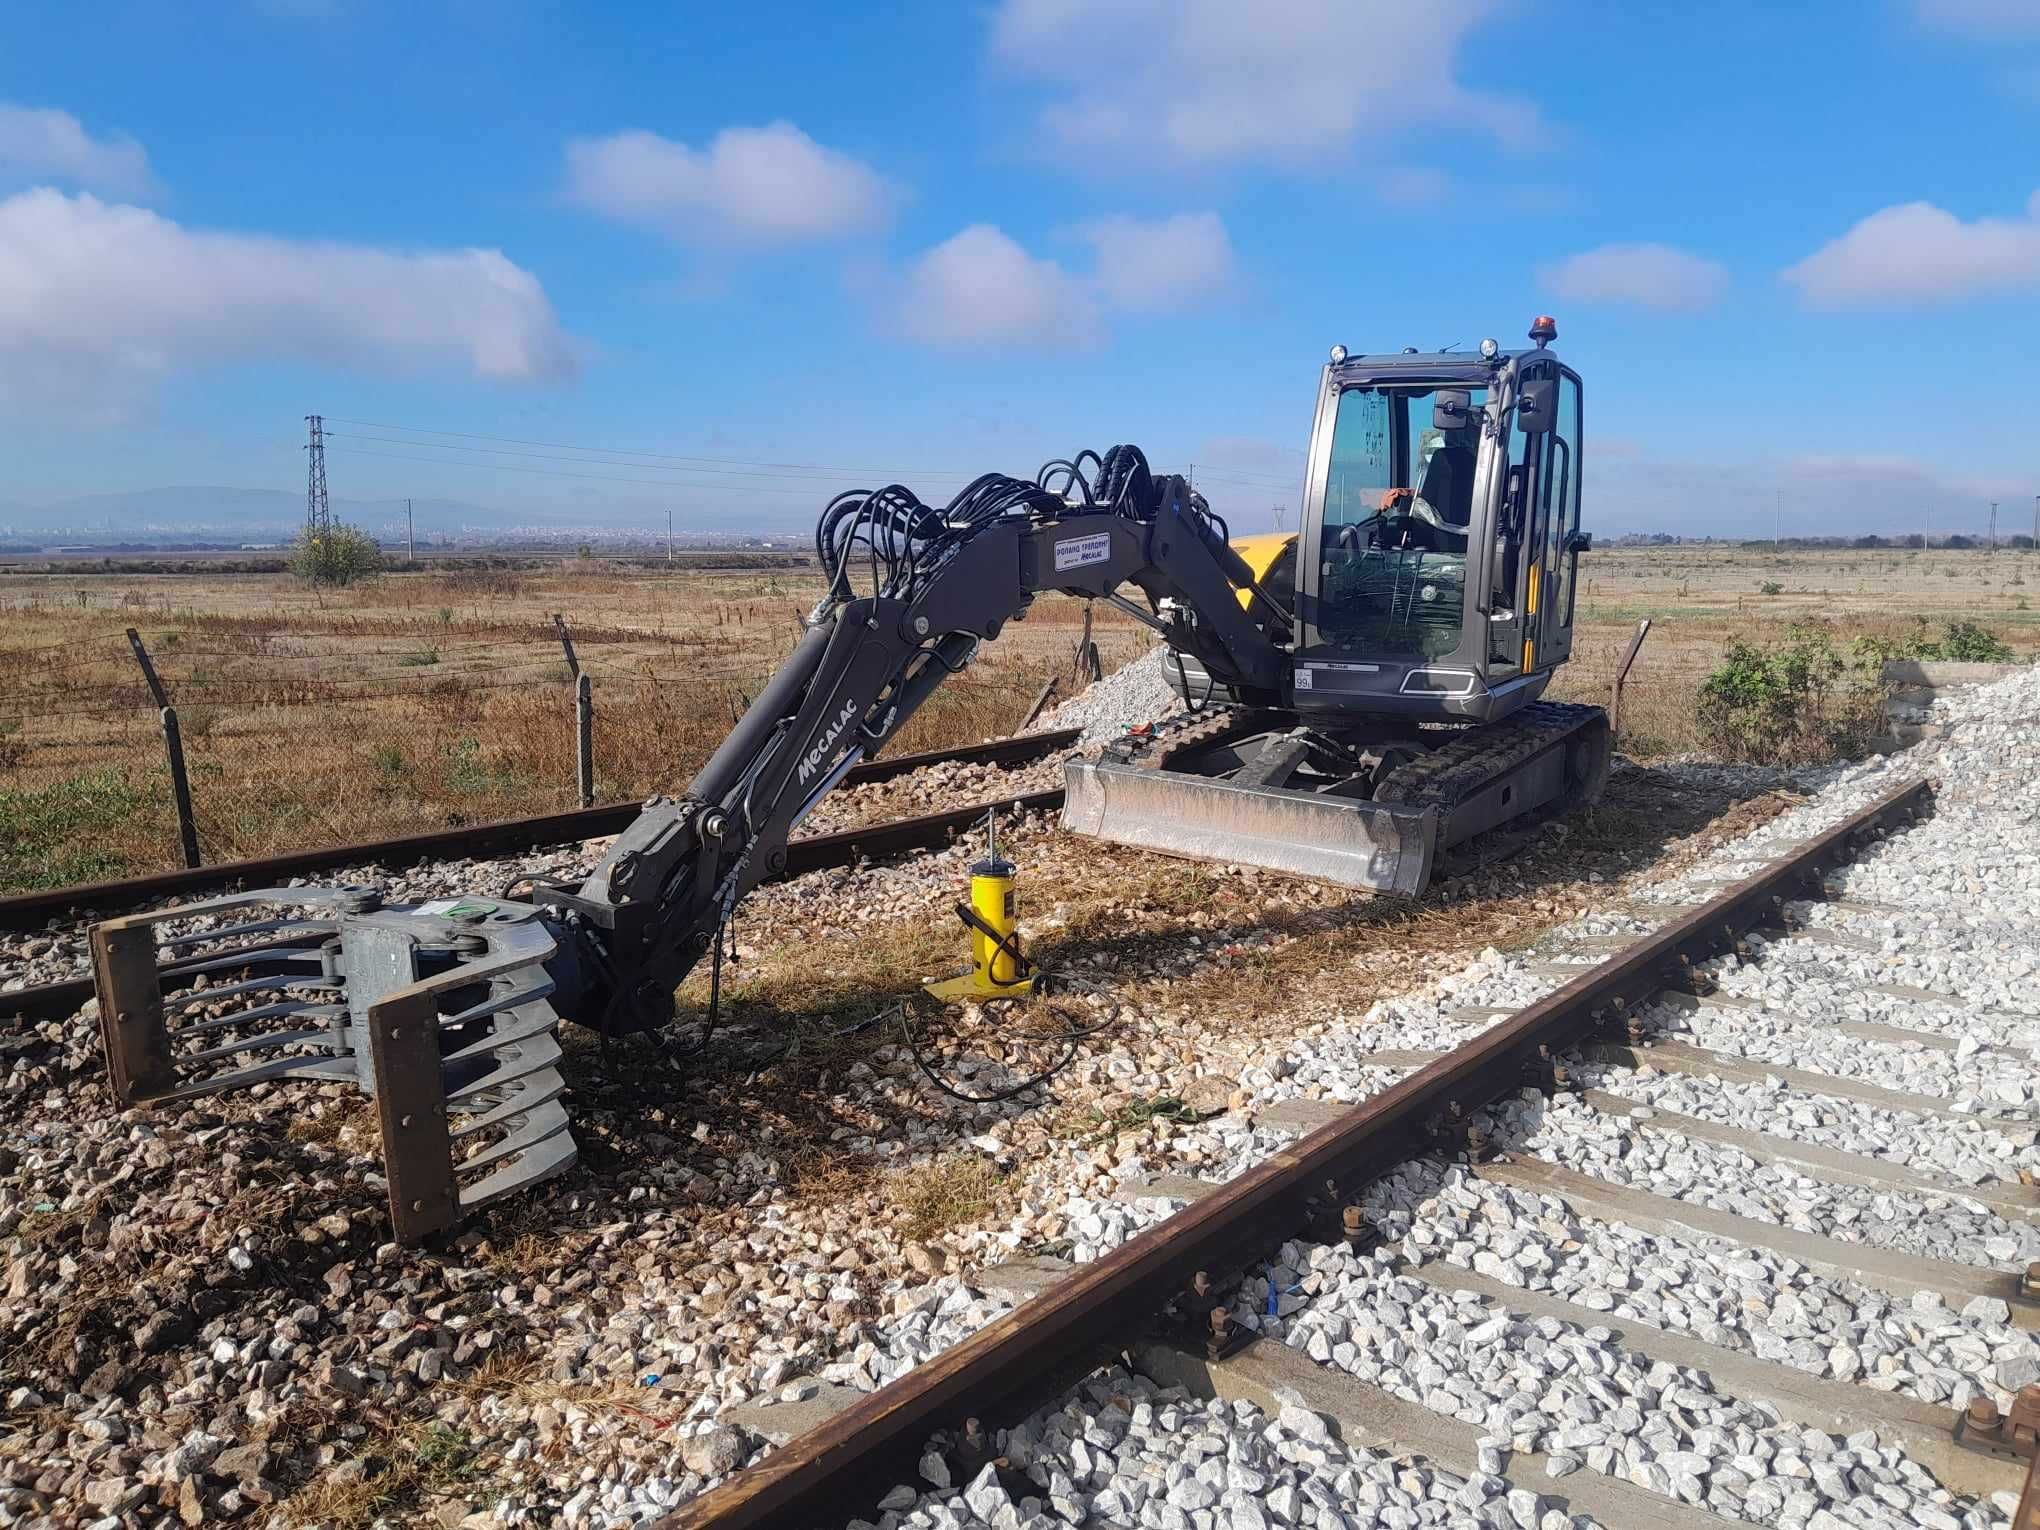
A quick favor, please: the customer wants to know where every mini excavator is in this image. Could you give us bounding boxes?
[90,318,1606,1238]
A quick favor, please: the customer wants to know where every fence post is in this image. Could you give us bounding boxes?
[575,671,594,808]
[553,613,580,680]
[125,627,200,868]
[124,627,168,709]
[1021,675,1059,730]
[1609,617,1653,744]
[159,706,202,869]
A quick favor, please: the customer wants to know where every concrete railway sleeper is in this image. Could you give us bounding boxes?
[659,771,2040,1530]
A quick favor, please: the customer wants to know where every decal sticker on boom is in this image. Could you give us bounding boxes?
[1053,531,1112,572]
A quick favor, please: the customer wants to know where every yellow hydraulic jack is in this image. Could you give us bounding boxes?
[925,808,1038,1002]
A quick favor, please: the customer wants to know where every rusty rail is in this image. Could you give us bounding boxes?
[1,787,1068,1026]
[668,773,1933,1529]
[0,728,1079,933]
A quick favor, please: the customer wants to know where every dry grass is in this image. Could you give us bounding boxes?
[2,545,2030,889]
[284,1418,496,1529]
[0,566,1144,890]
[884,1154,1009,1243]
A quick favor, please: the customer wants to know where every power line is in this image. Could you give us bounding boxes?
[323,417,990,481]
[322,445,871,501]
[324,431,932,486]
[1184,467,1301,490]
[324,414,1302,496]
[325,443,1285,508]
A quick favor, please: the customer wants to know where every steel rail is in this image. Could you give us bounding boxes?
[1,787,1067,1025]
[0,728,1079,933]
[667,773,1934,1529]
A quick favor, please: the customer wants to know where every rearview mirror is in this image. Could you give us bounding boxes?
[1515,377,1557,434]
[1431,390,1471,431]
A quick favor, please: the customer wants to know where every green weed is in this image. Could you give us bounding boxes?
[1697,626,1880,763]
[0,769,152,889]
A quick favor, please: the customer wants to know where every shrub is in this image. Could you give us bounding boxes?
[1852,618,2015,665]
[175,703,222,740]
[290,523,383,588]
[1939,621,2015,662]
[1757,580,1783,596]
[1697,627,1879,763]
[442,736,516,795]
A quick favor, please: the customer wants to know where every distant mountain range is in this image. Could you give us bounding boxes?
[0,486,803,543]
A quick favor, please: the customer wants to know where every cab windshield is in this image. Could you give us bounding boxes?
[1318,384,1484,660]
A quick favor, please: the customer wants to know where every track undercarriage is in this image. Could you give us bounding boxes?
[1060,700,1611,896]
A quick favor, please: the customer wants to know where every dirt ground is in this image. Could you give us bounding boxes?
[1,540,2014,1524]
[0,545,2031,890]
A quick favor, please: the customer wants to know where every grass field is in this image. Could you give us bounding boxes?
[0,545,2032,892]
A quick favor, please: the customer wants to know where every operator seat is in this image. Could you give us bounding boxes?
[1416,445,1474,530]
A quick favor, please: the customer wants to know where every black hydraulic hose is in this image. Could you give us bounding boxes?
[895,897,1128,1106]
[951,899,1036,982]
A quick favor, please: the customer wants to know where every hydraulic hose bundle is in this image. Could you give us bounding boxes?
[813,444,1229,614]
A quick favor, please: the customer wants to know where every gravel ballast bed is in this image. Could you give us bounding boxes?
[10,660,2035,1526]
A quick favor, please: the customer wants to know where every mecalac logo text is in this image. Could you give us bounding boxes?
[798,699,860,785]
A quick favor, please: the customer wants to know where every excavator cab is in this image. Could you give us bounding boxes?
[1291,334,1587,723]
[1066,320,1607,897]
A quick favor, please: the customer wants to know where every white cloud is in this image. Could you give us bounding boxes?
[1539,243,1728,310]
[989,0,1539,169]
[1375,167,1455,208]
[564,123,894,244]
[1916,0,2040,36]
[1783,191,2040,305]
[0,189,576,416]
[0,104,154,199]
[888,213,1235,348]
[893,224,1097,347]
[1076,212,1233,311]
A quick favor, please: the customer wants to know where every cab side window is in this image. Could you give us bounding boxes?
[1544,374,1580,619]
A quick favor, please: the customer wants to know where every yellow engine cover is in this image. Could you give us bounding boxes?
[1229,533,1296,611]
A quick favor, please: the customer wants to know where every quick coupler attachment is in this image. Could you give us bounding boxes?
[90,886,576,1244]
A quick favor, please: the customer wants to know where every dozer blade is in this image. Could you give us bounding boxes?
[1061,757,1440,896]
[90,885,576,1243]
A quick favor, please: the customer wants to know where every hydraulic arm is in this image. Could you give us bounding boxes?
[87,446,1291,1240]
[537,446,1288,1036]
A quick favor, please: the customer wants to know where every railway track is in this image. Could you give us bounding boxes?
[666,764,2040,1530]
[0,728,1078,1023]
[0,726,1079,934]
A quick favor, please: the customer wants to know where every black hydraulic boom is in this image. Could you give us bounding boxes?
[533,446,1289,1034]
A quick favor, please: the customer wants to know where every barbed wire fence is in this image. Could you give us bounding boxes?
[0,613,1057,893]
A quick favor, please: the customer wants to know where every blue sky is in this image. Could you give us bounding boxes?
[1,0,2036,538]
